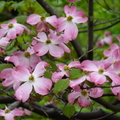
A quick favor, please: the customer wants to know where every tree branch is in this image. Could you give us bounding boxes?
[79,20,120,33]
[87,0,94,60]
[79,17,120,29]
[0,96,120,120]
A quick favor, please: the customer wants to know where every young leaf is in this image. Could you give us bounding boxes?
[53,79,69,93]
[0,1,5,13]
[0,63,13,72]
[44,71,52,79]
[62,103,75,118]
[69,68,82,79]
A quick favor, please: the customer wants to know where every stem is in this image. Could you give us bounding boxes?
[87,0,94,60]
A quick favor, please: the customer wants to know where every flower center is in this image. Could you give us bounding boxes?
[29,75,35,82]
[81,90,88,96]
[40,16,46,22]
[98,68,104,74]
[24,52,31,58]
[63,65,70,71]
[67,16,73,22]
[4,109,10,114]
[46,39,51,44]
[8,23,14,28]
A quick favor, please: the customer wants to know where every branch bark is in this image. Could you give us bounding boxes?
[87,0,94,60]
[0,96,120,120]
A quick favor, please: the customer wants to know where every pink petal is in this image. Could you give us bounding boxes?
[68,61,81,69]
[36,32,48,42]
[59,43,71,53]
[69,75,88,88]
[52,72,65,83]
[64,5,76,16]
[34,43,48,56]
[81,60,98,71]
[33,61,48,76]
[78,96,91,107]
[49,44,64,58]
[64,22,78,40]
[26,14,41,25]
[33,77,52,95]
[68,91,80,104]
[12,65,31,82]
[89,88,104,98]
[15,82,32,102]
[90,72,106,85]
[12,108,24,116]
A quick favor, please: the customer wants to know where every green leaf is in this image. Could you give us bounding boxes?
[53,79,69,93]
[62,103,75,118]
[46,60,57,72]
[69,68,82,79]
[0,63,13,72]
[0,1,5,13]
[44,71,52,79]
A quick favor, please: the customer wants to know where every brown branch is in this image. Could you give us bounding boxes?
[36,0,58,17]
[87,0,94,60]
[91,97,120,112]
[79,20,120,33]
[79,17,120,29]
[0,96,120,120]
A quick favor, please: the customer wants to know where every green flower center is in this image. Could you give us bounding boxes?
[8,23,14,28]
[63,65,70,71]
[46,39,51,44]
[81,90,88,96]
[4,109,10,114]
[98,68,104,74]
[67,16,73,22]
[41,16,46,22]
[24,52,31,58]
[29,75,35,82]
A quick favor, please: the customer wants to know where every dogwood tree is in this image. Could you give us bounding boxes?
[0,0,120,120]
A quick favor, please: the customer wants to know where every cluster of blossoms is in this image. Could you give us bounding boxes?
[0,0,120,119]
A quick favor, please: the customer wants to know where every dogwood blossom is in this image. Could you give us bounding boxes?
[81,60,119,85]
[0,19,30,40]
[52,61,81,83]
[5,46,41,69]
[12,61,52,102]
[68,85,103,107]
[0,107,24,120]
[26,14,57,32]
[33,31,68,58]
[57,5,88,41]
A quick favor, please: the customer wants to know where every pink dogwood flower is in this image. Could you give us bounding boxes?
[81,60,119,85]
[5,46,41,69]
[57,5,88,41]
[52,61,81,83]
[0,107,24,120]
[12,61,52,102]
[33,31,68,58]
[68,85,103,107]
[0,19,30,40]
[26,14,57,32]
